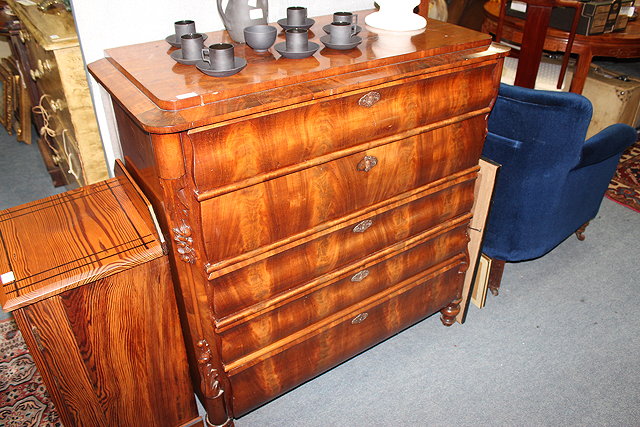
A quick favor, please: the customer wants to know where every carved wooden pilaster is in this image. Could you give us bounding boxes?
[197,340,223,399]
[173,219,197,264]
[150,132,233,425]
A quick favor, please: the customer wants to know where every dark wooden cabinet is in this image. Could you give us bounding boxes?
[88,11,507,425]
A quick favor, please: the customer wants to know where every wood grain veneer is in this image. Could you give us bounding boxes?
[88,10,507,425]
[0,168,201,427]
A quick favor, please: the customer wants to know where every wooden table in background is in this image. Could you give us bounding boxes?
[482,1,640,93]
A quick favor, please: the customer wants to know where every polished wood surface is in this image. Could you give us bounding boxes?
[0,175,160,311]
[0,170,201,427]
[89,10,507,424]
[102,11,490,111]
[13,260,201,427]
[483,1,640,93]
[211,178,477,319]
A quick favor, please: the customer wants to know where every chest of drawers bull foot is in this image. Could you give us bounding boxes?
[88,10,508,424]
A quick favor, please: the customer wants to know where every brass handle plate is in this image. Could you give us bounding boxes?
[350,269,370,282]
[352,219,373,233]
[351,312,369,324]
[358,91,381,108]
[356,155,378,172]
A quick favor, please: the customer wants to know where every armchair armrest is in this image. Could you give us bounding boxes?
[576,123,637,169]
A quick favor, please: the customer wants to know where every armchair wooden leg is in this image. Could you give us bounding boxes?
[488,258,505,296]
[575,221,590,241]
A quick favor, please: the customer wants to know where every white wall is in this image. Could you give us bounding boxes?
[71,0,374,175]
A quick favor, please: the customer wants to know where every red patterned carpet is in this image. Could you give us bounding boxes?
[606,140,640,213]
[0,318,62,426]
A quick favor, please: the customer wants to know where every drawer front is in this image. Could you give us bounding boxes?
[212,178,475,318]
[227,265,463,416]
[218,224,469,364]
[189,64,497,193]
[25,40,66,104]
[200,116,486,264]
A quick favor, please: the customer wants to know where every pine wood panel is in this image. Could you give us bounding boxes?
[15,259,200,427]
[211,178,476,319]
[0,177,161,311]
[200,117,485,264]
[228,263,464,415]
[188,64,496,195]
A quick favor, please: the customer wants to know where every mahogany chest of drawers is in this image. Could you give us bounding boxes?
[89,11,507,425]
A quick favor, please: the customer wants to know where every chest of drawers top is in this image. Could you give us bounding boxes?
[89,10,503,133]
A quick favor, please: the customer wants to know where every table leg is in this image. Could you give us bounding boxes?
[569,48,593,94]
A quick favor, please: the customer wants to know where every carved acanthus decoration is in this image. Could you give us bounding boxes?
[196,339,223,399]
[173,219,196,264]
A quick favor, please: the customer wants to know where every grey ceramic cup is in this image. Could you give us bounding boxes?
[333,11,357,25]
[329,22,355,45]
[285,28,308,52]
[287,6,307,25]
[174,20,196,39]
[180,33,205,60]
[244,25,277,52]
[201,43,235,70]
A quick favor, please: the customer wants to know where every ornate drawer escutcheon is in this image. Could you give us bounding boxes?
[351,312,369,324]
[358,91,381,108]
[350,269,370,282]
[356,155,378,172]
[352,219,373,233]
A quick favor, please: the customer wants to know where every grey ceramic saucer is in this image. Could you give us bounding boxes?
[165,33,207,48]
[319,35,362,51]
[277,18,315,30]
[195,57,247,77]
[274,41,319,59]
[170,49,201,65]
[322,24,362,35]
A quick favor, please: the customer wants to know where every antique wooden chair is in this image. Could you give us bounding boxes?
[482,0,637,295]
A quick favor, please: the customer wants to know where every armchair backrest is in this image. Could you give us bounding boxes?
[486,83,592,174]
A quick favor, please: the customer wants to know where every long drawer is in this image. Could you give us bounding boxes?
[227,263,464,416]
[211,177,476,318]
[200,116,486,264]
[218,223,469,364]
[188,64,497,194]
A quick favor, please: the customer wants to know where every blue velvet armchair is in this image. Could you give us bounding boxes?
[482,83,637,294]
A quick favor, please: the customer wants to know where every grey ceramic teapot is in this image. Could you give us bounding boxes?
[217,0,269,43]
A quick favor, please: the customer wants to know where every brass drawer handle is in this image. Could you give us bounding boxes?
[350,269,370,282]
[50,99,66,112]
[19,30,31,43]
[358,91,381,108]
[352,219,373,233]
[356,155,378,172]
[352,312,369,324]
[30,68,43,80]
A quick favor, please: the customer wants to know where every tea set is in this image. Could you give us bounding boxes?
[166,7,362,77]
